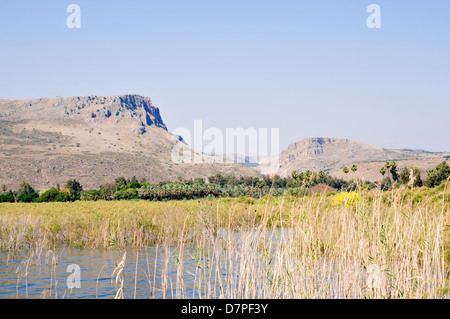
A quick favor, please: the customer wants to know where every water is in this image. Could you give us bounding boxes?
[0,228,302,299]
[0,228,446,299]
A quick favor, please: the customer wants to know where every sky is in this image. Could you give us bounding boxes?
[0,0,449,152]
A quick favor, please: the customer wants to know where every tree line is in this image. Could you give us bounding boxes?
[0,179,82,203]
[0,160,449,203]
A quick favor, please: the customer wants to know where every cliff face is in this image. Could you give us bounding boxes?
[0,94,167,135]
[118,95,167,132]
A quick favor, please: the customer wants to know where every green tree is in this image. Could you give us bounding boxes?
[39,188,61,202]
[380,166,386,177]
[114,177,128,190]
[425,161,450,188]
[193,177,205,185]
[318,171,325,182]
[256,181,264,198]
[384,162,392,180]
[351,164,358,186]
[342,167,349,180]
[291,171,301,187]
[389,161,399,182]
[399,166,410,185]
[129,176,139,184]
[381,177,392,191]
[17,192,39,203]
[0,193,14,203]
[304,170,312,187]
[18,181,35,195]
[64,179,83,197]
[413,168,423,188]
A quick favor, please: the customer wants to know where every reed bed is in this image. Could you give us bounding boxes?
[0,184,449,299]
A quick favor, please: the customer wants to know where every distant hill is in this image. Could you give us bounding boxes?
[0,95,259,189]
[261,137,449,181]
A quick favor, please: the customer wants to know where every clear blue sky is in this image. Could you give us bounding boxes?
[0,1,449,152]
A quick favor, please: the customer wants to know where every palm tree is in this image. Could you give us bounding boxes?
[384,161,391,180]
[389,161,399,183]
[304,170,312,188]
[342,167,349,181]
[350,164,358,188]
[379,166,387,190]
[318,171,325,182]
[291,170,300,186]
[380,166,387,177]
[256,181,264,198]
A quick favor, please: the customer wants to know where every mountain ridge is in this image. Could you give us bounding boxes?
[267,136,448,181]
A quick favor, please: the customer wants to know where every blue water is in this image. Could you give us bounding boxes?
[0,246,206,299]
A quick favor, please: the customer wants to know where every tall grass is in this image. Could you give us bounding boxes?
[0,183,449,298]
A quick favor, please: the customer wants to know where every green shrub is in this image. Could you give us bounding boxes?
[114,188,139,200]
[81,189,102,201]
[425,161,450,188]
[37,188,76,202]
[39,188,61,202]
[17,192,39,203]
[0,194,15,203]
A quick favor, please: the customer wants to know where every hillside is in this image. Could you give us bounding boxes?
[0,95,259,189]
[263,137,449,181]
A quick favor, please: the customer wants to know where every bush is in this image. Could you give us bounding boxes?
[56,192,74,202]
[64,179,83,197]
[425,161,450,188]
[122,182,142,190]
[0,193,15,203]
[39,188,61,202]
[381,177,393,191]
[37,188,75,202]
[113,188,139,200]
[81,189,102,201]
[287,187,308,197]
[18,181,35,195]
[17,192,39,203]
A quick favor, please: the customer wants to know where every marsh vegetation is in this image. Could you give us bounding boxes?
[0,183,449,299]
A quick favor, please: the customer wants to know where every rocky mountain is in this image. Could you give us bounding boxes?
[266,137,449,181]
[0,95,259,189]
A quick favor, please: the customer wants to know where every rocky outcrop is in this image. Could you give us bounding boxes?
[118,95,167,131]
[0,94,167,134]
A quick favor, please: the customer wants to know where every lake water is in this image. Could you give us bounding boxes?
[0,229,286,299]
[0,228,446,299]
[0,228,317,299]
